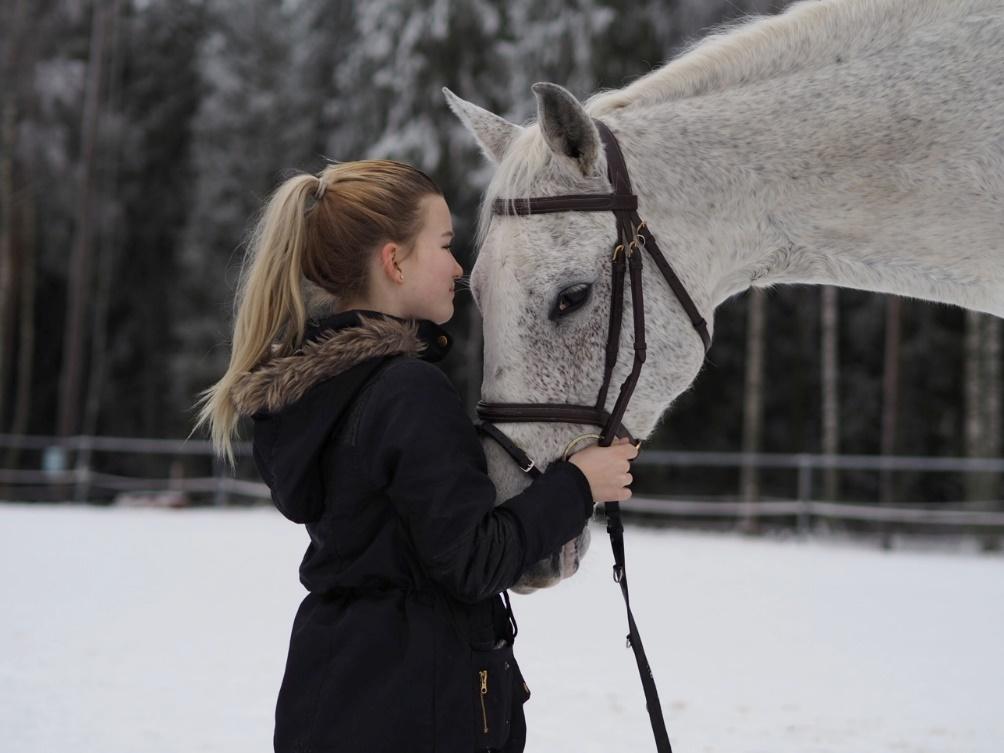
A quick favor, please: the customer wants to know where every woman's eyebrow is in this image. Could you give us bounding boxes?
[442,231,455,238]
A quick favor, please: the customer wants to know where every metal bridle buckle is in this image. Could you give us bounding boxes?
[518,457,536,474]
[627,223,647,256]
[612,243,625,261]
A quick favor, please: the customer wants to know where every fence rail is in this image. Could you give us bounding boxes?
[1,433,1002,530]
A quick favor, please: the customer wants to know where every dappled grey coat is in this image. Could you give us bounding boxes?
[232,309,594,753]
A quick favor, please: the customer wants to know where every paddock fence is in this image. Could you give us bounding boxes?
[1,433,1003,533]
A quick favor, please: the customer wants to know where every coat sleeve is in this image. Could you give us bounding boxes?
[357,358,594,604]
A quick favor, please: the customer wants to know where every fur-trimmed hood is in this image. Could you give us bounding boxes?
[237,309,453,524]
[231,310,452,418]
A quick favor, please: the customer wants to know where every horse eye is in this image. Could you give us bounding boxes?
[549,283,592,321]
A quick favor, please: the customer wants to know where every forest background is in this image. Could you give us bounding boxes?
[1,0,1000,508]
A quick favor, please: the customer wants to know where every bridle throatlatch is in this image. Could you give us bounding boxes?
[474,119,712,753]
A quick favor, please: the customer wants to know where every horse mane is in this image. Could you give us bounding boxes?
[477,0,991,248]
[586,0,983,114]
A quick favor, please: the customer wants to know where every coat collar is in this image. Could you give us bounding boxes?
[231,309,453,417]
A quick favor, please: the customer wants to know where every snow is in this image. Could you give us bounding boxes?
[1,503,1001,753]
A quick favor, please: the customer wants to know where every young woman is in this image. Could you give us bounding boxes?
[193,160,638,752]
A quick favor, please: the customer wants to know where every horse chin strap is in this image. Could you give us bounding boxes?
[475,119,712,753]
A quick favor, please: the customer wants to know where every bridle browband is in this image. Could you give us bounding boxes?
[474,119,712,753]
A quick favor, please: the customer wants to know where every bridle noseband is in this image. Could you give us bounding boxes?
[473,119,712,753]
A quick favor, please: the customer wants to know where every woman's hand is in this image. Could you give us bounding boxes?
[567,436,639,504]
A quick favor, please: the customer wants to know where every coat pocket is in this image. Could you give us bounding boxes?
[472,643,516,750]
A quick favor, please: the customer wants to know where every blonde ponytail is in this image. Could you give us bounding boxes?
[189,174,320,468]
[190,160,441,468]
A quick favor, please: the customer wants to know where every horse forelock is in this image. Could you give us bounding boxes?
[474,118,617,256]
[475,126,550,254]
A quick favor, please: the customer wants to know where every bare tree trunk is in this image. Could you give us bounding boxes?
[56,2,109,437]
[820,286,840,500]
[964,310,984,502]
[984,317,1001,484]
[740,287,765,533]
[982,316,1002,550]
[880,298,901,500]
[963,311,1002,548]
[4,190,35,471]
[0,101,15,433]
[0,0,27,433]
[879,297,901,548]
[82,0,124,441]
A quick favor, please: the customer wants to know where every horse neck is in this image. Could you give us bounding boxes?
[606,10,1004,318]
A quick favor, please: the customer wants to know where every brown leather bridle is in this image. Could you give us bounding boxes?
[474,119,712,753]
[476,119,710,470]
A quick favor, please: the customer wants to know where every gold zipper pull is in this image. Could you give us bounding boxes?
[479,670,489,733]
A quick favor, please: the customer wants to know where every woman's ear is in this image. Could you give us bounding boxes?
[378,241,405,284]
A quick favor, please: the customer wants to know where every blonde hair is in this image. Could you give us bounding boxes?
[190,160,442,467]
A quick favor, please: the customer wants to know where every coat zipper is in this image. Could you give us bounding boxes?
[479,669,489,733]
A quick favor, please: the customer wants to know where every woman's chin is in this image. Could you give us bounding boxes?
[434,302,454,324]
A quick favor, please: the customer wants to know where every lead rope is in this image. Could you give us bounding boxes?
[595,119,673,753]
[597,276,674,753]
[603,500,673,752]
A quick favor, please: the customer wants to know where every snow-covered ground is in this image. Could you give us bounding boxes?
[1,503,1001,753]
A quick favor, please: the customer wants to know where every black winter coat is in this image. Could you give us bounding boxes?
[231,309,595,753]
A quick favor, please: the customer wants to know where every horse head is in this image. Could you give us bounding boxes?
[445,83,712,591]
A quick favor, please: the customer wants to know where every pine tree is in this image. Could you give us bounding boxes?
[173,0,294,436]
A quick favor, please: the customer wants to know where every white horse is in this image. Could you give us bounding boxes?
[445,0,1004,592]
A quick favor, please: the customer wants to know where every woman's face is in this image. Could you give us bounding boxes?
[397,194,464,325]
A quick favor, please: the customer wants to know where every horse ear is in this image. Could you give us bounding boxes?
[442,87,522,163]
[532,82,600,177]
